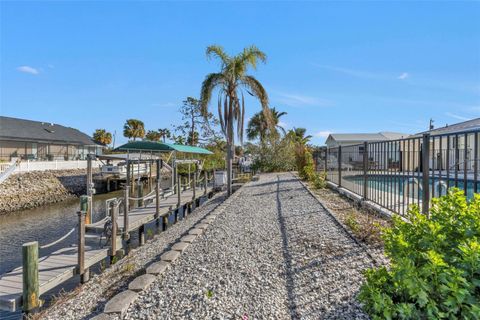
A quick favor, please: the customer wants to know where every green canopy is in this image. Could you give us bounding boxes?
[114,141,213,155]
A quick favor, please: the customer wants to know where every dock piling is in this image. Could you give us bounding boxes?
[77,210,87,283]
[22,241,39,313]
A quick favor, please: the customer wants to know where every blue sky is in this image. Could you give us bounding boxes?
[1,1,479,146]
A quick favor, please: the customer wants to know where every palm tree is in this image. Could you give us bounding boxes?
[288,127,312,145]
[123,119,145,141]
[145,130,161,141]
[158,128,171,142]
[92,129,112,146]
[200,45,271,195]
[247,107,287,142]
[174,135,186,145]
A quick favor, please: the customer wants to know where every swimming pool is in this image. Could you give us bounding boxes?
[343,174,480,200]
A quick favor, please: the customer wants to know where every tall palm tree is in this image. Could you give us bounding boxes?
[92,129,112,146]
[158,128,171,142]
[123,119,145,141]
[200,45,271,195]
[247,107,287,142]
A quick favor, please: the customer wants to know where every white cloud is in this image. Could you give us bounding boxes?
[17,66,39,75]
[274,92,332,108]
[398,72,409,80]
[445,112,471,121]
[315,131,332,138]
[313,64,383,80]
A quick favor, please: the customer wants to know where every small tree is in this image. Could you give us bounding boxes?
[158,128,171,142]
[247,107,287,142]
[145,130,161,141]
[93,129,112,146]
[123,119,145,141]
[174,97,219,146]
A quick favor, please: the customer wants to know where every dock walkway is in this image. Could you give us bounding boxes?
[0,185,213,312]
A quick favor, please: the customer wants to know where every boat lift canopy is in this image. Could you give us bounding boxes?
[114,141,213,155]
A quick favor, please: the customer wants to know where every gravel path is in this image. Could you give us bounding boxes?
[41,192,228,320]
[122,173,375,319]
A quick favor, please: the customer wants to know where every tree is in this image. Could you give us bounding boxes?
[287,127,312,145]
[174,97,219,146]
[145,130,161,141]
[200,45,271,195]
[123,119,145,141]
[158,128,171,142]
[92,129,112,146]
[247,107,287,142]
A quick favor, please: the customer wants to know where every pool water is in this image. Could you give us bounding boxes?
[344,175,480,200]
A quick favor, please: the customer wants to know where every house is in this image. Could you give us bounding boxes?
[325,132,409,148]
[411,118,480,172]
[0,116,103,161]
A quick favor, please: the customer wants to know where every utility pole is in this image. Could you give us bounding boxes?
[429,119,434,131]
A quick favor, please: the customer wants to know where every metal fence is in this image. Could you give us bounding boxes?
[322,130,480,216]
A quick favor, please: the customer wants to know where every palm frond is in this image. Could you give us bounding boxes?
[200,73,225,116]
[206,45,230,66]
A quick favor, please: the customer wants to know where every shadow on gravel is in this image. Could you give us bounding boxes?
[275,175,301,320]
[246,177,298,188]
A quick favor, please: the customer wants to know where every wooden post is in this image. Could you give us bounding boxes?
[80,195,89,216]
[86,155,93,224]
[137,183,144,207]
[155,159,160,218]
[77,210,86,282]
[110,202,118,263]
[177,169,181,208]
[139,225,145,246]
[192,164,197,201]
[22,241,39,313]
[123,185,130,240]
[204,170,208,195]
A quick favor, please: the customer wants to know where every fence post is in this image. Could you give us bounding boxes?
[22,241,39,313]
[324,149,328,174]
[363,142,368,200]
[422,134,431,216]
[338,146,342,187]
[77,210,88,283]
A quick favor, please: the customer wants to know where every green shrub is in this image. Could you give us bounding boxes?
[311,171,326,189]
[359,189,480,319]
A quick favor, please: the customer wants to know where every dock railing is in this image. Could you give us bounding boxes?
[322,129,480,216]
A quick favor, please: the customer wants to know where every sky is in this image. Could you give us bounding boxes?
[1,1,479,146]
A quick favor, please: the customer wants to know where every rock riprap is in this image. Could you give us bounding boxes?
[0,169,93,214]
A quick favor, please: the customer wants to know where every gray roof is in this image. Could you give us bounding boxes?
[328,132,409,142]
[415,118,480,136]
[0,116,99,145]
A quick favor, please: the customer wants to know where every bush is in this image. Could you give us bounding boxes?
[359,189,480,319]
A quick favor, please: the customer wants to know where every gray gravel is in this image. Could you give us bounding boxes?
[41,191,228,320]
[122,173,375,319]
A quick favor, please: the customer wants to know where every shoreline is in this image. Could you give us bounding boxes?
[0,169,92,215]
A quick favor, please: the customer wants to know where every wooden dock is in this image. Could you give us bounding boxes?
[0,185,214,312]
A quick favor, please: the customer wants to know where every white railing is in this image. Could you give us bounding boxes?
[14,160,103,173]
[0,161,19,183]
